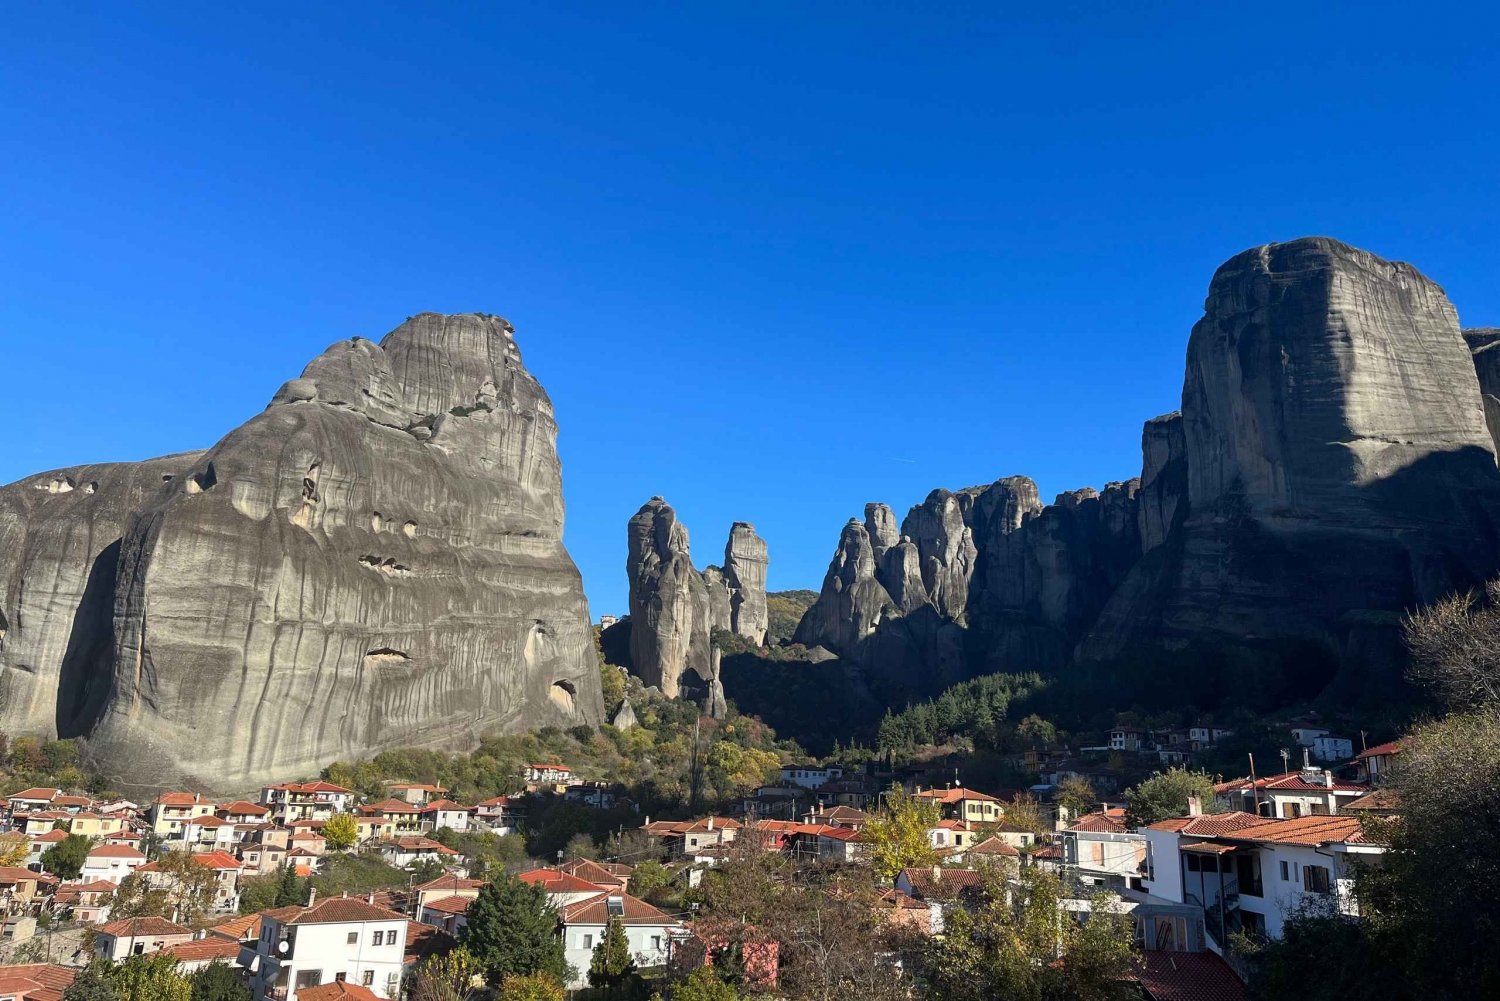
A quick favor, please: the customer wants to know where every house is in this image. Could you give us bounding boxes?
[416,895,471,937]
[926,819,983,851]
[680,817,740,856]
[1290,725,1331,747]
[1133,949,1247,1001]
[18,813,72,837]
[894,867,987,933]
[0,964,76,1001]
[149,793,217,837]
[810,780,870,810]
[564,782,621,810]
[1062,812,1147,890]
[912,787,1003,824]
[799,805,868,830]
[1311,735,1355,762]
[516,868,610,909]
[1140,810,1383,945]
[814,826,863,862]
[1352,740,1402,785]
[193,850,246,911]
[387,785,446,808]
[470,796,519,834]
[259,783,356,824]
[51,881,116,924]
[95,917,194,961]
[870,889,939,935]
[558,893,685,989]
[218,802,272,825]
[178,815,238,852]
[411,876,485,915]
[80,845,146,886]
[0,869,56,912]
[245,895,409,1001]
[1214,761,1368,819]
[778,765,843,791]
[1343,788,1400,817]
[5,791,61,816]
[962,836,1021,866]
[375,837,457,869]
[521,763,575,787]
[161,937,244,974]
[205,912,264,943]
[558,859,632,894]
[417,800,470,834]
[63,813,125,839]
[297,983,385,1001]
[1109,727,1145,752]
[357,801,423,835]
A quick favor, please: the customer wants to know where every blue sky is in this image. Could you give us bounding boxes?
[3,3,1497,617]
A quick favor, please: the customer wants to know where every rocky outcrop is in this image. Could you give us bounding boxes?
[626,500,768,715]
[796,238,1500,703]
[2,313,603,794]
[724,523,769,644]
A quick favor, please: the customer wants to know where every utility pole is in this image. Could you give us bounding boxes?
[1248,753,1262,816]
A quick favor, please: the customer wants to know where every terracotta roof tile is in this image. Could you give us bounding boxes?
[162,938,242,963]
[297,983,383,1001]
[420,894,473,915]
[560,891,681,927]
[0,964,76,1001]
[98,917,191,937]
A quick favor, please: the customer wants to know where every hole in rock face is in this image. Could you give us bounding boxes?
[44,477,75,494]
[549,679,577,713]
[84,482,98,495]
[162,475,173,483]
[291,461,322,530]
[186,462,218,495]
[371,512,384,533]
[364,647,411,667]
[402,521,417,538]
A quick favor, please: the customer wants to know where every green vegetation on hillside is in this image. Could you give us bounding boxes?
[765,589,818,645]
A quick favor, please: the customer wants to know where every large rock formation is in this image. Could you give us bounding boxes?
[796,238,1500,704]
[1,313,603,794]
[625,499,768,714]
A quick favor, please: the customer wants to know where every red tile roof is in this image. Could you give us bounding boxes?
[162,938,242,963]
[414,875,487,893]
[382,836,457,853]
[913,787,999,804]
[1353,740,1403,761]
[362,799,421,814]
[1134,949,1248,1001]
[216,801,269,816]
[517,868,608,894]
[263,781,352,794]
[193,850,243,870]
[97,916,191,938]
[420,894,473,915]
[8,789,61,802]
[899,866,987,899]
[560,891,680,927]
[966,836,1020,857]
[1068,812,1128,834]
[264,896,407,925]
[1146,812,1272,837]
[87,844,145,860]
[206,913,262,941]
[559,859,631,885]
[1214,771,1367,794]
[0,866,55,885]
[155,792,210,807]
[0,964,76,1001]
[297,983,383,1001]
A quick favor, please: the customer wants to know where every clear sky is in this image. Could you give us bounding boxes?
[3,3,1497,617]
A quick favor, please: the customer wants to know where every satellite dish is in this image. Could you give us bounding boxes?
[277,939,290,954]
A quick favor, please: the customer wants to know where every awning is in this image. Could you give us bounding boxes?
[1181,841,1239,855]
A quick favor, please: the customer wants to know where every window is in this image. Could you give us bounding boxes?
[1304,865,1332,894]
[334,974,346,983]
[583,934,594,949]
[361,972,374,987]
[296,972,322,989]
[1279,860,1289,881]
[347,933,358,945]
[372,931,384,946]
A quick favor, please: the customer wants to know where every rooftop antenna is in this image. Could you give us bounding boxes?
[1279,749,1290,775]
[1247,753,1262,816]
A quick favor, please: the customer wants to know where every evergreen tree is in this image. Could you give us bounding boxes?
[189,962,250,1001]
[41,833,92,880]
[459,876,570,986]
[61,966,117,1001]
[587,917,640,999]
[274,864,305,906]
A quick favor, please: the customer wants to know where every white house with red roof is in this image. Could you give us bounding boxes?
[386,784,446,807]
[259,783,355,824]
[1352,740,1403,785]
[139,850,244,912]
[417,800,470,833]
[470,795,519,834]
[5,789,62,816]
[558,892,685,989]
[516,867,610,909]
[244,895,409,1001]
[521,763,576,788]
[1213,758,1368,819]
[912,787,1004,824]
[94,917,194,961]
[149,793,216,837]
[374,837,457,869]
[1062,810,1147,890]
[80,844,146,885]
[1140,809,1385,944]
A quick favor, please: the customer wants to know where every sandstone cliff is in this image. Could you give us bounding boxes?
[1,313,603,794]
[796,238,1500,702]
[625,498,768,714]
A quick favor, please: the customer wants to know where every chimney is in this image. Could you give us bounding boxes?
[707,817,714,831]
[307,887,317,906]
[1324,771,1334,789]
[931,865,941,882]
[1302,748,1311,770]
[1186,795,1202,817]
[367,892,375,904]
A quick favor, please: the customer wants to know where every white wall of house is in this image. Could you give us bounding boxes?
[1066,831,1146,882]
[248,916,407,1001]
[1139,829,1184,902]
[81,855,144,885]
[561,923,674,989]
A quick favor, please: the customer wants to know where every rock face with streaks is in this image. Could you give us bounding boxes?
[1,313,603,794]
[796,238,1500,703]
[626,499,768,714]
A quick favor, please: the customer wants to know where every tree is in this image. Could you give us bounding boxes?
[667,967,740,1001]
[0,837,30,867]
[628,861,673,903]
[62,966,118,1001]
[922,866,1135,1001]
[496,973,564,1001]
[144,851,220,923]
[323,813,359,851]
[997,793,1048,836]
[1016,714,1058,747]
[1402,578,1500,708]
[189,962,250,1001]
[1124,768,1221,828]
[588,917,641,999]
[1057,775,1098,818]
[110,873,173,919]
[459,876,571,986]
[408,948,483,1001]
[859,785,942,881]
[109,953,191,1001]
[41,833,92,880]
[564,831,599,861]
[274,864,305,905]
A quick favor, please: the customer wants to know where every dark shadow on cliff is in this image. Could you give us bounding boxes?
[55,538,121,739]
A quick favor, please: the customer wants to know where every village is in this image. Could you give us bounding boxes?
[0,720,1406,1001]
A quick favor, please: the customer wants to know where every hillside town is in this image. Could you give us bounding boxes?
[0,721,1410,1001]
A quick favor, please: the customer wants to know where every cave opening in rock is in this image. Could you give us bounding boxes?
[549,679,577,713]
[187,462,218,494]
